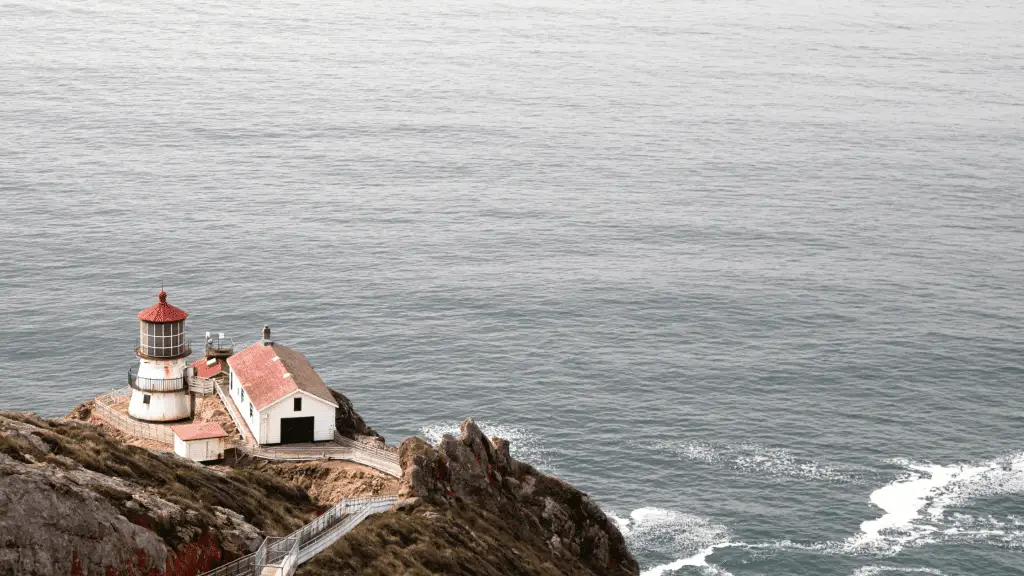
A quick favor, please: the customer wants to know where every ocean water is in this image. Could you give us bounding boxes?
[2,0,1023,574]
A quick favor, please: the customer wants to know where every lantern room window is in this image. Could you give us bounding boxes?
[138,320,189,358]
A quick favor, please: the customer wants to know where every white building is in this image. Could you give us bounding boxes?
[128,291,192,421]
[226,326,339,445]
[171,422,229,462]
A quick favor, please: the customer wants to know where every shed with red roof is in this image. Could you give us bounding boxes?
[171,422,229,462]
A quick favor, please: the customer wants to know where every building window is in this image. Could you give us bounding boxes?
[249,403,253,418]
[241,389,245,402]
[294,398,302,411]
[143,394,151,405]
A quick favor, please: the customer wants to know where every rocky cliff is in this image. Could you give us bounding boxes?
[297,418,639,576]
[0,411,315,576]
[5,399,637,576]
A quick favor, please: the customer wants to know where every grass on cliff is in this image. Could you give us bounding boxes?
[1,412,316,537]
[295,501,595,576]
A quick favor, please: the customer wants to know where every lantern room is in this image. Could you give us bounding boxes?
[137,291,190,359]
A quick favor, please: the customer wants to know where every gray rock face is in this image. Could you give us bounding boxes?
[0,454,172,575]
[397,417,639,575]
[0,412,308,576]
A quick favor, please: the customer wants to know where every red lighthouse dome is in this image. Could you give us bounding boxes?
[138,290,188,323]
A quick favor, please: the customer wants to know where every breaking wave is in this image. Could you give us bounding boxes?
[843,453,1024,555]
[608,507,732,575]
[618,450,1024,573]
[851,566,945,576]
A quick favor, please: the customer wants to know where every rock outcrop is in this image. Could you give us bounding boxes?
[330,389,385,443]
[0,412,316,576]
[298,418,639,576]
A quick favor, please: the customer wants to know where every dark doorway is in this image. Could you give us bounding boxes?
[280,417,315,444]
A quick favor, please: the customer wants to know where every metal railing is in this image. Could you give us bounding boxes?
[285,496,396,548]
[296,507,372,564]
[238,441,402,478]
[255,536,299,575]
[92,389,174,445]
[198,554,255,576]
[333,432,399,459]
[215,382,253,443]
[198,495,398,576]
[204,335,234,357]
[340,451,402,478]
[129,368,185,392]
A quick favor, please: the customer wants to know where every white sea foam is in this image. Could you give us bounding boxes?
[611,507,732,576]
[640,543,735,576]
[845,452,1024,555]
[851,566,945,576]
[420,420,552,470]
[653,439,863,483]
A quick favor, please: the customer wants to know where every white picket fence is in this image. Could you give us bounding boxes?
[92,389,174,445]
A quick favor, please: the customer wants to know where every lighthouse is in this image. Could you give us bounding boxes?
[129,290,192,421]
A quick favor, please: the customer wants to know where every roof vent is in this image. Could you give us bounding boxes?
[261,325,273,346]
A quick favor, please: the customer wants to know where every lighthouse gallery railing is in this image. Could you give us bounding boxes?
[128,368,185,392]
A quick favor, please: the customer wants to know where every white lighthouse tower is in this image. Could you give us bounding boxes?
[129,290,192,421]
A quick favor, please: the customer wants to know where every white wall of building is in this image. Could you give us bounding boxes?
[173,435,226,462]
[227,367,335,444]
[129,356,190,421]
[136,357,186,381]
[262,390,337,444]
[128,390,190,422]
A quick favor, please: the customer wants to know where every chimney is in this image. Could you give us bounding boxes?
[262,325,273,345]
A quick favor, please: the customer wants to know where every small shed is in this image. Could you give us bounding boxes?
[171,422,229,462]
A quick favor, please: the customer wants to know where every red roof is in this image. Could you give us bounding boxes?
[227,340,339,411]
[138,291,188,323]
[171,422,228,441]
[190,357,228,379]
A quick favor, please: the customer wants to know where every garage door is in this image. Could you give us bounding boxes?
[280,417,315,444]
